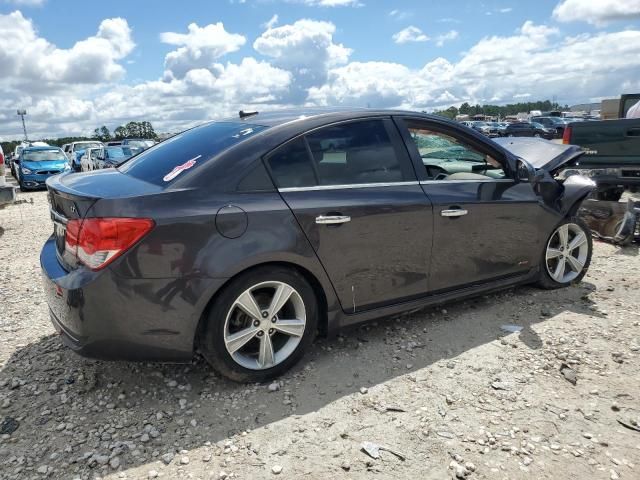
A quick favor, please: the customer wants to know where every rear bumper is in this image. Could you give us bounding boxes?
[40,236,222,362]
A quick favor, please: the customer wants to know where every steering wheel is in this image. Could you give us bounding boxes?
[425,165,449,180]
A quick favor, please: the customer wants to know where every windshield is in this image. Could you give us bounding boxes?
[106,147,129,159]
[23,149,66,162]
[74,142,102,150]
[126,140,154,148]
[119,122,268,186]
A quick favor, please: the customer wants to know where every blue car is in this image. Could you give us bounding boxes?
[96,146,136,169]
[16,146,70,191]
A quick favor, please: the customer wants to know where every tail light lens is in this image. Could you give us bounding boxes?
[562,126,572,144]
[65,217,154,270]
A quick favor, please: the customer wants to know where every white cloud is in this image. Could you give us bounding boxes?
[263,14,279,29]
[254,19,351,100]
[499,7,512,13]
[160,22,246,79]
[553,0,640,26]
[308,21,640,112]
[436,30,459,46]
[392,26,429,44]
[5,0,46,5]
[389,9,412,20]
[4,12,640,140]
[0,11,134,88]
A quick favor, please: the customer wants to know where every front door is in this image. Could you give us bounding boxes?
[397,118,544,292]
[265,118,433,312]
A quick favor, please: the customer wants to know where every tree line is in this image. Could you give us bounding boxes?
[92,122,157,142]
[433,100,569,119]
[1,121,158,154]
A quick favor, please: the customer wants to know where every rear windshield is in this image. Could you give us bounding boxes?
[119,122,268,185]
[23,149,66,162]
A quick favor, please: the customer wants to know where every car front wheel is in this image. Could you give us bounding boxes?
[200,267,318,382]
[537,217,592,289]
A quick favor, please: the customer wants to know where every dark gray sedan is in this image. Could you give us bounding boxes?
[41,109,595,382]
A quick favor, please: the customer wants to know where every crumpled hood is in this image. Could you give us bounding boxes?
[493,137,584,173]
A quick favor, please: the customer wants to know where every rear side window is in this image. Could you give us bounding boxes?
[119,122,268,186]
[267,138,316,189]
[267,119,414,189]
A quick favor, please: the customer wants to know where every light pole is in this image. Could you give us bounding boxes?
[17,109,28,142]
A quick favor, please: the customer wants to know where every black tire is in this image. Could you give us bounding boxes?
[537,216,592,289]
[199,266,318,382]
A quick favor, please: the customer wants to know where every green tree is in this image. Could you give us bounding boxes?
[99,126,111,141]
[114,126,127,139]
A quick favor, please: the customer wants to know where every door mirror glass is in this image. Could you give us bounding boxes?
[516,159,543,183]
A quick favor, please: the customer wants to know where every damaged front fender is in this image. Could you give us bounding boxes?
[558,175,596,216]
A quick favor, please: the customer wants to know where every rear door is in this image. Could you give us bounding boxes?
[266,118,433,312]
[396,117,544,292]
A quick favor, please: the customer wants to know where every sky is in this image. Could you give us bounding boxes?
[1,0,640,139]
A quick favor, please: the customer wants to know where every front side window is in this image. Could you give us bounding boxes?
[406,125,505,180]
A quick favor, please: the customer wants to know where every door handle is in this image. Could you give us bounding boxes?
[315,215,351,225]
[441,209,468,217]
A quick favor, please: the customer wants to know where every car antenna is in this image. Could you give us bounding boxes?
[239,110,258,119]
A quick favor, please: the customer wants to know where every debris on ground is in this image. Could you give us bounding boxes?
[361,441,406,461]
[1,189,639,479]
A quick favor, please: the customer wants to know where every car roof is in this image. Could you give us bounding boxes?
[218,107,434,128]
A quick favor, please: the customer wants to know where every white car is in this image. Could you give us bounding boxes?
[67,141,104,171]
[80,147,103,172]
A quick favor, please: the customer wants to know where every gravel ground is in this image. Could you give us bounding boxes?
[1,183,639,480]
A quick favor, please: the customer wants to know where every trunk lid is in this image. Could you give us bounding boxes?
[46,170,163,270]
[493,137,585,173]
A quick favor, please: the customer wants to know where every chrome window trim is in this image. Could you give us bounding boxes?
[419,179,515,185]
[278,181,420,193]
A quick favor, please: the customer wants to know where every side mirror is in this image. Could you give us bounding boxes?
[516,159,543,184]
[14,159,20,165]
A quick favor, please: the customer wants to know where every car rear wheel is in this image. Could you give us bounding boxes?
[200,266,318,382]
[537,217,592,289]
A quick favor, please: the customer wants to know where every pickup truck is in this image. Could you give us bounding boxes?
[561,118,640,201]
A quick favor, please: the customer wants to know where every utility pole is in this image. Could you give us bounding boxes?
[17,109,28,142]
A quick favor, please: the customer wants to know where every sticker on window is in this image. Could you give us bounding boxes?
[163,155,201,182]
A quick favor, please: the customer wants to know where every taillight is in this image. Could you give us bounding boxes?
[65,218,154,270]
[562,126,572,144]
[0,152,4,164]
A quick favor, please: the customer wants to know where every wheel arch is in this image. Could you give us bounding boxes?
[193,261,330,351]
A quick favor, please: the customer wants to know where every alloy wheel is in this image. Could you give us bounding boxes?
[223,281,306,370]
[545,223,589,283]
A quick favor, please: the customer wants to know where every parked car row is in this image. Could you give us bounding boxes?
[460,117,583,139]
[2,137,156,190]
[79,146,138,172]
